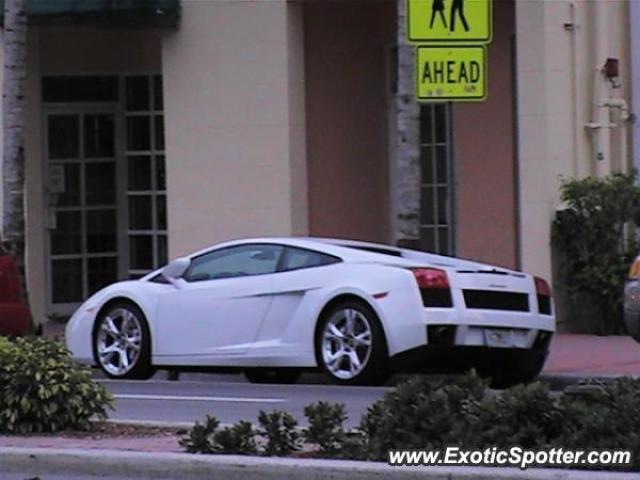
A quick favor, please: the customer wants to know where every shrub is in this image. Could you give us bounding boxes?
[358,373,486,460]
[179,415,219,453]
[552,172,640,333]
[179,416,257,455]
[213,421,258,455]
[458,381,566,449]
[0,337,113,433]
[556,378,640,470]
[257,409,301,456]
[303,401,347,456]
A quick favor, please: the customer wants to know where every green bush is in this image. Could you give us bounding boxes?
[458,382,566,449]
[258,409,301,456]
[359,373,487,460]
[214,421,258,455]
[179,415,257,455]
[556,378,640,470]
[552,172,640,333]
[179,415,219,453]
[0,337,113,433]
[303,401,348,456]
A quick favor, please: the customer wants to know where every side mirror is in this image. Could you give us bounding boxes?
[161,257,190,287]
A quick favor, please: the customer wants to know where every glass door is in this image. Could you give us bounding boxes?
[45,110,120,317]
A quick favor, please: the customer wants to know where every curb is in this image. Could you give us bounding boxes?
[0,447,637,480]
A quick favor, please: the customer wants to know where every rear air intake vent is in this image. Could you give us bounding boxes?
[463,290,529,312]
[420,288,453,308]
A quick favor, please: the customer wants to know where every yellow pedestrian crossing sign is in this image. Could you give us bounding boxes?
[416,45,487,101]
[407,0,492,44]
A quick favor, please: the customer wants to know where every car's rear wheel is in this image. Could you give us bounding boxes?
[93,301,153,380]
[244,368,301,384]
[316,300,389,386]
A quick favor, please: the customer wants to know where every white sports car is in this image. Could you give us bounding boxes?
[66,237,555,386]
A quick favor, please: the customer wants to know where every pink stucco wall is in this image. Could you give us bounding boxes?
[454,0,517,268]
[304,0,395,243]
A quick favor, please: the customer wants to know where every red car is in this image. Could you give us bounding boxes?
[0,243,30,335]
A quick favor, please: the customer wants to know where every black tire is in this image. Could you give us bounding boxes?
[315,299,389,386]
[244,368,301,384]
[92,301,154,380]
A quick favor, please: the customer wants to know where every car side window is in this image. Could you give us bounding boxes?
[185,244,284,282]
[279,247,341,272]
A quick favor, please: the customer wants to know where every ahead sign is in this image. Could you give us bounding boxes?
[407,0,492,44]
[416,45,487,101]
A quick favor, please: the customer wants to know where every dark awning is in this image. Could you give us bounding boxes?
[0,0,180,28]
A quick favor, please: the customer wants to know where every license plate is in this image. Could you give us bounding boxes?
[484,328,516,348]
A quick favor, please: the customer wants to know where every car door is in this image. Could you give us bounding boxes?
[250,247,342,357]
[154,244,284,360]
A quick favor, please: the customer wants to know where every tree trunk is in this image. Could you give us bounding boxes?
[2,0,30,316]
[394,0,421,248]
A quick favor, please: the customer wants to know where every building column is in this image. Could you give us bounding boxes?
[161,0,308,257]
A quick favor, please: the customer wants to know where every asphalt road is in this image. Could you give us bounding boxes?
[101,374,391,427]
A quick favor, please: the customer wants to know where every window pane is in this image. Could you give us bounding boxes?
[126,76,150,111]
[86,162,116,205]
[50,163,81,207]
[436,146,448,184]
[52,259,83,303]
[84,114,115,158]
[186,245,284,282]
[156,155,166,191]
[51,211,82,255]
[421,186,434,225]
[130,235,153,270]
[420,227,436,252]
[280,248,339,271]
[155,115,165,150]
[88,257,118,294]
[420,106,433,144]
[438,227,450,254]
[87,209,117,253]
[128,156,152,191]
[154,75,164,110]
[48,115,79,159]
[157,194,167,230]
[435,105,447,143]
[129,195,153,230]
[421,147,434,185]
[437,187,448,225]
[127,116,151,151]
[157,235,168,266]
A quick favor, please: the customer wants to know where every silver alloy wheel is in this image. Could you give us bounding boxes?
[96,307,143,377]
[321,308,373,380]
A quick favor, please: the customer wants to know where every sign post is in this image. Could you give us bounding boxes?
[407,0,492,102]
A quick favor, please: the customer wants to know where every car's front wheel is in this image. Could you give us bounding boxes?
[316,300,389,386]
[93,301,153,380]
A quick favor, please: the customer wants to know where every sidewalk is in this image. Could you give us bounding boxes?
[544,333,640,376]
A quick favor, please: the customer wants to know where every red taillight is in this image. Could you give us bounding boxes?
[534,276,551,297]
[411,268,449,289]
